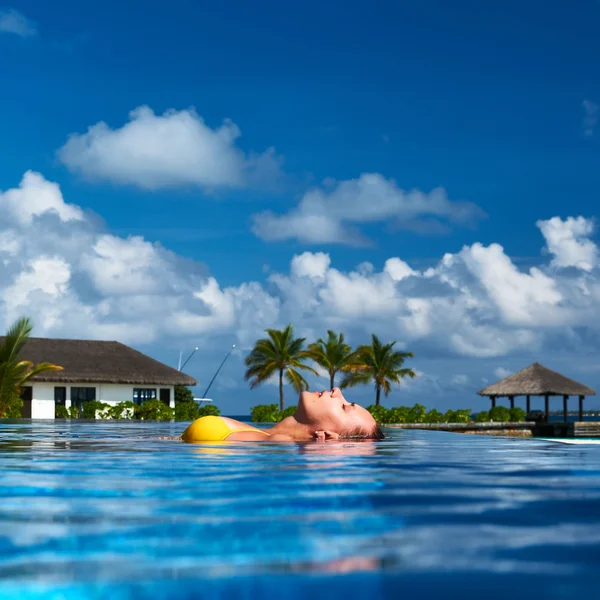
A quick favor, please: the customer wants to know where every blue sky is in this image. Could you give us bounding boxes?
[1,0,600,414]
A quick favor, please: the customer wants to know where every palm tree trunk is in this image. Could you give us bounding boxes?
[330,372,335,390]
[279,368,284,412]
[376,384,381,406]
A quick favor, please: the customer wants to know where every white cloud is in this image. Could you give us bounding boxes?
[0,8,36,37]
[384,257,416,281]
[583,99,599,137]
[290,252,331,280]
[459,242,563,326]
[251,173,486,245]
[2,171,600,376]
[494,367,512,379]
[538,216,598,272]
[451,374,469,386]
[0,171,83,225]
[57,106,283,191]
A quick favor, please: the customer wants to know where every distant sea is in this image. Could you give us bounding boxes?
[229,415,251,422]
[227,414,600,424]
[548,415,600,423]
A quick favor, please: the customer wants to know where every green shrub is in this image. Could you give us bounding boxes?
[475,411,490,422]
[197,404,220,417]
[508,407,526,423]
[55,405,69,418]
[80,400,111,419]
[174,400,199,421]
[387,406,409,423]
[251,404,281,422]
[452,409,472,423]
[68,405,81,419]
[367,405,390,424]
[175,385,194,404]
[407,403,427,423]
[174,386,219,421]
[281,406,296,419]
[107,401,135,419]
[135,399,174,421]
[425,409,445,423]
[444,409,471,423]
[2,392,23,418]
[489,406,511,422]
[443,409,456,422]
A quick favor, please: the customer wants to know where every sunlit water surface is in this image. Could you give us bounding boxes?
[1,420,600,599]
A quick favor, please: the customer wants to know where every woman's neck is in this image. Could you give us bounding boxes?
[265,416,314,441]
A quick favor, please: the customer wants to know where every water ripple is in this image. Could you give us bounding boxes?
[1,421,600,599]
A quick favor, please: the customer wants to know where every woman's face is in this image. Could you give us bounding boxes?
[295,387,379,438]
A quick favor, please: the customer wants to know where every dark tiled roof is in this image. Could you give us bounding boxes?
[478,362,596,397]
[2,337,196,386]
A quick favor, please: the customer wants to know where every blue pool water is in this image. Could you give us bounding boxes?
[1,421,600,599]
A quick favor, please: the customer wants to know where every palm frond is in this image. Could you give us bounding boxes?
[0,317,62,415]
[284,368,309,393]
[18,362,63,387]
[0,317,33,365]
[340,372,372,389]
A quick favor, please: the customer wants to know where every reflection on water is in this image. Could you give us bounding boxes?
[1,420,600,599]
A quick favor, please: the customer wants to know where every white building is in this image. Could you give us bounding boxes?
[16,338,197,419]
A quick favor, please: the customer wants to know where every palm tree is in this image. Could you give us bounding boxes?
[0,317,63,418]
[308,330,355,389]
[340,334,415,406]
[244,325,318,411]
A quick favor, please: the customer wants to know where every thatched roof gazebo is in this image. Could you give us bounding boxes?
[478,362,596,422]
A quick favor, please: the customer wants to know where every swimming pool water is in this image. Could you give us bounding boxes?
[1,420,600,599]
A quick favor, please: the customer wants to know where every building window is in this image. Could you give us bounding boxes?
[71,387,96,409]
[54,387,67,406]
[133,388,157,405]
[160,388,171,406]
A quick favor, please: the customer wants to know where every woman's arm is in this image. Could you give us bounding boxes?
[226,431,294,441]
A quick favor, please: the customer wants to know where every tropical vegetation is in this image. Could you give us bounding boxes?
[245,327,417,407]
[248,402,526,424]
[244,325,318,411]
[250,404,296,422]
[0,317,63,418]
[54,386,221,421]
[340,334,416,405]
[367,404,472,424]
[307,330,355,389]
[475,407,526,423]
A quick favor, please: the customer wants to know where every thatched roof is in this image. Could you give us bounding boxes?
[478,362,596,397]
[0,337,196,386]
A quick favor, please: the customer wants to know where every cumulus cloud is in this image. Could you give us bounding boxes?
[57,106,283,191]
[537,216,598,272]
[251,173,486,245]
[2,172,600,375]
[0,8,36,37]
[583,99,599,137]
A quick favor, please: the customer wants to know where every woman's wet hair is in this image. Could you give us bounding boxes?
[340,425,385,440]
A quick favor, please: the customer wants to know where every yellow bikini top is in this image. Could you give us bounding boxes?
[181,416,270,443]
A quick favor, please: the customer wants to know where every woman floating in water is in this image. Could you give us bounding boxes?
[181,388,384,443]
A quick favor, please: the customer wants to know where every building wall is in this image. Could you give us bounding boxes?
[30,383,56,419]
[29,382,176,418]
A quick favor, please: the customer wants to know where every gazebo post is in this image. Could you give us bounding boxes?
[563,395,568,423]
[544,394,549,421]
[491,396,496,409]
[509,395,514,409]
[579,395,584,422]
[526,395,530,414]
